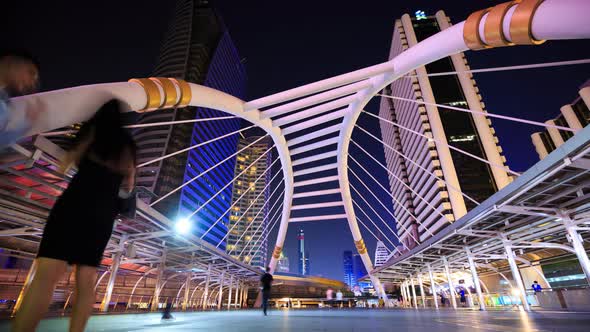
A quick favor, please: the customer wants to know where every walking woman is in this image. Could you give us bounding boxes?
[12,99,136,332]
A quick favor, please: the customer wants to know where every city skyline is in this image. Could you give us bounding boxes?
[3,0,589,282]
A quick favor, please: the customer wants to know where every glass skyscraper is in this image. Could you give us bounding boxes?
[343,250,355,288]
[343,250,370,290]
[133,0,245,248]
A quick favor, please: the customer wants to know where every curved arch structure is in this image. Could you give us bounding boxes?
[3,0,590,299]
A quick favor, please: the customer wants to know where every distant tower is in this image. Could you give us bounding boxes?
[374,241,390,267]
[298,227,310,276]
[343,251,355,288]
[277,252,290,273]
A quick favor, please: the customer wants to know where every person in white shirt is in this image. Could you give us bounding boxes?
[0,50,40,148]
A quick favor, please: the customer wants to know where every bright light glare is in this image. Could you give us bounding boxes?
[175,218,191,234]
[511,288,521,296]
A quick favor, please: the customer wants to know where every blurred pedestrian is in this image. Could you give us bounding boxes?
[12,99,136,332]
[532,281,542,293]
[0,49,40,147]
[260,267,273,316]
[161,302,174,321]
[459,289,466,307]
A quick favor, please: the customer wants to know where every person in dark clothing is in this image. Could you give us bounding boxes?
[12,100,136,332]
[161,302,174,321]
[260,266,274,316]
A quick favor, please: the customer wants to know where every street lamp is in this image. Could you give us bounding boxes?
[175,217,191,234]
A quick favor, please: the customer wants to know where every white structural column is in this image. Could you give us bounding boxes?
[442,257,457,309]
[151,257,165,311]
[234,281,240,307]
[404,280,412,308]
[400,14,467,220]
[401,282,408,307]
[182,272,191,311]
[202,264,211,310]
[410,277,418,308]
[566,223,590,284]
[417,274,426,308]
[227,275,233,310]
[241,286,248,307]
[428,265,439,309]
[466,249,486,311]
[435,11,511,190]
[100,252,122,312]
[217,272,225,310]
[504,240,531,312]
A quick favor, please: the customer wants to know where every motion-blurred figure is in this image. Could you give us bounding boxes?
[12,100,136,332]
[260,267,273,316]
[0,50,40,147]
[161,302,174,321]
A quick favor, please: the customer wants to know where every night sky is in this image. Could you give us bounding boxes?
[3,0,589,281]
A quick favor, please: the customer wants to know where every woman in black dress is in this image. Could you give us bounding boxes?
[13,100,136,332]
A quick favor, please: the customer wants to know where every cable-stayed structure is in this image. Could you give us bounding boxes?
[2,0,590,313]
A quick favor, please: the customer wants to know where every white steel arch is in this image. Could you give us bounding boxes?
[3,0,590,300]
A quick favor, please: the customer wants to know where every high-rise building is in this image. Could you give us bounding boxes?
[343,250,371,289]
[378,10,512,251]
[298,227,310,276]
[277,252,290,273]
[353,254,369,287]
[133,0,245,248]
[343,250,355,288]
[226,136,272,268]
[531,80,590,159]
[373,241,389,267]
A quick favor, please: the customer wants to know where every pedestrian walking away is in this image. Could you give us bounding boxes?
[260,266,274,316]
